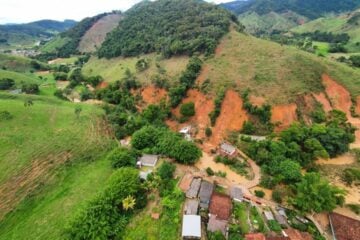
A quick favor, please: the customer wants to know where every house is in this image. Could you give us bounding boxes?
[184,199,199,215]
[274,212,287,226]
[284,228,313,240]
[230,186,244,202]
[209,193,232,220]
[186,178,202,198]
[264,210,275,221]
[219,142,237,157]
[207,214,228,237]
[245,233,266,240]
[329,212,360,240]
[198,180,214,209]
[182,215,201,239]
[180,126,192,141]
[137,154,159,167]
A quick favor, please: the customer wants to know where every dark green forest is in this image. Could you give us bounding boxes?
[98,0,236,58]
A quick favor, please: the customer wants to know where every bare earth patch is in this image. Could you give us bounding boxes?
[141,85,168,105]
[312,92,333,112]
[316,153,356,165]
[271,103,298,132]
[249,95,266,107]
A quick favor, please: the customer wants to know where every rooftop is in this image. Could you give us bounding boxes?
[184,198,199,215]
[220,142,236,155]
[284,228,313,240]
[329,212,360,240]
[186,178,201,198]
[207,214,228,237]
[245,233,266,240]
[179,173,194,192]
[199,180,214,208]
[182,215,201,239]
[230,186,243,201]
[209,193,232,220]
[138,154,159,167]
[264,210,275,221]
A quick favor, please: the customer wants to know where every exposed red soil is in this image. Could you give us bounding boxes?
[196,65,209,85]
[210,90,249,146]
[96,81,109,89]
[141,85,168,105]
[215,41,225,57]
[355,96,360,116]
[249,95,266,107]
[271,104,298,132]
[322,74,352,118]
[312,92,333,112]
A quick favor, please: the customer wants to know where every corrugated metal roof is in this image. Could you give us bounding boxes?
[182,215,201,238]
[199,180,214,208]
[186,178,201,198]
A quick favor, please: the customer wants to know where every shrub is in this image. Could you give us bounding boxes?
[206,167,215,176]
[254,190,265,198]
[268,220,282,233]
[107,148,139,168]
[54,89,67,100]
[272,189,283,203]
[21,83,39,94]
[205,127,212,137]
[157,162,176,180]
[242,121,256,134]
[180,102,195,117]
[0,111,13,121]
[0,78,15,90]
[53,72,68,80]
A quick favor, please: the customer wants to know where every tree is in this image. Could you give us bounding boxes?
[21,83,39,94]
[278,160,302,183]
[24,99,33,107]
[157,162,176,180]
[131,125,160,150]
[0,78,15,90]
[107,147,138,168]
[74,106,82,119]
[122,195,136,211]
[291,173,345,213]
[180,102,195,117]
[255,190,265,198]
[242,121,256,134]
[205,127,212,137]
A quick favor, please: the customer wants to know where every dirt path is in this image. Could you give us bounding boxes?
[316,153,356,165]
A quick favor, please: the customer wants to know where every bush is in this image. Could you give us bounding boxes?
[242,121,256,134]
[272,189,283,203]
[342,168,360,185]
[180,102,195,117]
[268,220,282,233]
[107,148,139,168]
[54,89,67,100]
[206,167,215,176]
[254,190,265,198]
[53,72,68,80]
[205,127,212,137]
[0,111,13,121]
[0,78,15,90]
[209,89,225,126]
[157,162,176,180]
[21,83,39,94]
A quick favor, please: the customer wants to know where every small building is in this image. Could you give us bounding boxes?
[274,212,287,227]
[207,214,228,237]
[230,186,244,202]
[209,193,232,220]
[186,178,202,199]
[179,173,194,192]
[198,180,214,209]
[180,126,192,141]
[184,199,199,215]
[137,154,159,168]
[284,228,313,240]
[329,212,360,240]
[182,215,201,239]
[245,233,266,240]
[219,142,237,158]
[264,210,275,221]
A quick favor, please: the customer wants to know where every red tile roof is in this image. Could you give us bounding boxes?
[330,213,360,240]
[209,193,232,220]
[284,228,312,240]
[245,233,266,240]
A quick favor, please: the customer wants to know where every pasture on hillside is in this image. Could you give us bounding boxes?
[0,94,115,239]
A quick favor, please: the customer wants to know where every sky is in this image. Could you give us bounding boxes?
[0,0,235,24]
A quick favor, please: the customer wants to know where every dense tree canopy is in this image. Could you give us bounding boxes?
[98,0,235,58]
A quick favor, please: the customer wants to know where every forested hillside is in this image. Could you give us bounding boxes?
[98,0,236,58]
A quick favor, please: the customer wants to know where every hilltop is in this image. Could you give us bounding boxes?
[39,11,122,58]
[0,20,76,49]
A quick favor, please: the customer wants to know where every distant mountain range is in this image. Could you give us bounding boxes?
[0,19,77,48]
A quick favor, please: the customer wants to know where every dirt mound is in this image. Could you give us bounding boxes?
[78,14,122,53]
[313,92,332,112]
[210,90,248,146]
[141,85,168,105]
[271,104,298,132]
[322,74,352,118]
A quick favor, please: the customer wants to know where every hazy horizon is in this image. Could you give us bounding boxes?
[0,0,236,24]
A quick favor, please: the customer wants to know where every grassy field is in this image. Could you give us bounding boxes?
[0,69,41,86]
[200,30,360,104]
[291,12,360,53]
[0,93,114,239]
[82,54,189,84]
[40,36,70,53]
[0,54,41,72]
[313,41,330,56]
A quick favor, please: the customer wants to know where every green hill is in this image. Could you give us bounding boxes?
[0,20,76,49]
[0,54,48,72]
[98,0,235,58]
[0,93,114,239]
[291,10,360,53]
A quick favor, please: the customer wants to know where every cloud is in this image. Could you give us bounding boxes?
[0,0,235,24]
